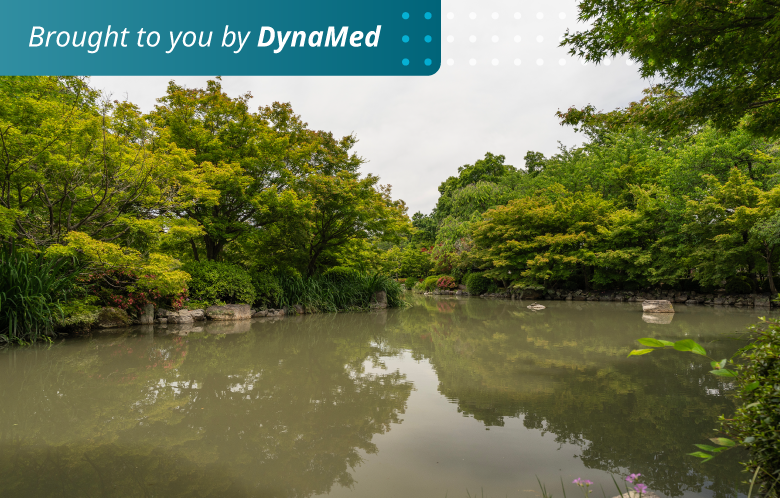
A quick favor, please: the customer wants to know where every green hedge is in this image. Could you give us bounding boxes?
[464,273,494,295]
[731,320,780,494]
[183,261,256,306]
[251,271,283,308]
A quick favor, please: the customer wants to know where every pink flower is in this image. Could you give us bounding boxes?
[634,483,648,495]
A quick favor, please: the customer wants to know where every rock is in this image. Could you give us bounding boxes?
[205,304,253,321]
[252,310,269,318]
[755,294,771,307]
[613,491,661,498]
[642,300,675,313]
[95,307,132,329]
[457,284,467,290]
[156,309,169,318]
[140,303,155,325]
[371,290,388,309]
[685,299,699,305]
[167,310,194,324]
[642,313,674,324]
[527,303,546,311]
[155,317,168,324]
[293,304,305,315]
[190,309,206,321]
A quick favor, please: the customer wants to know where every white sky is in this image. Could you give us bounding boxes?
[91,0,648,215]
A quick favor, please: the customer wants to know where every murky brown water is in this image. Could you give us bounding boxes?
[1,296,773,498]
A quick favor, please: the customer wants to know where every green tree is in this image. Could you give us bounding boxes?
[563,0,780,136]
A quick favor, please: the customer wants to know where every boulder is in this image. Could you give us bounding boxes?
[167,310,194,324]
[95,307,132,328]
[155,317,168,324]
[140,303,155,325]
[205,304,253,321]
[642,300,675,313]
[190,309,206,321]
[293,304,305,315]
[371,290,388,309]
[156,308,169,318]
[754,294,772,307]
[252,310,269,318]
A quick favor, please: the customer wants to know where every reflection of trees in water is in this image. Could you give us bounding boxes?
[383,296,754,498]
[0,314,412,497]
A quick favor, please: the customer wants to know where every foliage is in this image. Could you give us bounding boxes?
[183,261,256,306]
[250,271,284,308]
[463,273,495,296]
[0,243,77,344]
[397,245,434,281]
[277,272,404,312]
[562,1,780,136]
[436,276,457,290]
[730,320,780,495]
[628,323,780,496]
[421,275,442,292]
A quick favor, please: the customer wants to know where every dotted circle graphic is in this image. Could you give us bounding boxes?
[425,35,432,43]
[402,12,409,19]
[402,58,409,66]
[424,12,432,19]
[402,35,409,43]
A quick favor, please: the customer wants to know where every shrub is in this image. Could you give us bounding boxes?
[80,268,188,314]
[437,276,457,289]
[182,261,256,306]
[252,271,283,308]
[464,273,494,295]
[725,277,753,294]
[729,320,780,495]
[322,266,361,282]
[0,243,77,344]
[422,275,441,291]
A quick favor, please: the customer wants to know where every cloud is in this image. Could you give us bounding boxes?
[91,0,647,215]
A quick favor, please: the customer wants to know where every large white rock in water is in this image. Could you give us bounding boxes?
[642,300,675,313]
[205,304,253,321]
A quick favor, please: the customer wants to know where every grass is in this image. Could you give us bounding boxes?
[277,272,406,312]
[0,243,77,344]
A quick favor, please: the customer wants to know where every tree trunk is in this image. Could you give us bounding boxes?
[189,238,200,262]
[204,236,225,261]
[768,260,777,295]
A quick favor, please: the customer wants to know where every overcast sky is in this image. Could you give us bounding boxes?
[91,0,648,215]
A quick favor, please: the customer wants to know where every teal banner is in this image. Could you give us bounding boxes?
[1,1,441,75]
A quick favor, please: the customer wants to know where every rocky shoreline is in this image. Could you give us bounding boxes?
[419,288,776,308]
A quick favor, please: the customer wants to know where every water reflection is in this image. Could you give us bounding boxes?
[0,314,411,497]
[0,298,771,498]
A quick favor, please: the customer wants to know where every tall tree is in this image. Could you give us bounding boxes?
[563,0,780,136]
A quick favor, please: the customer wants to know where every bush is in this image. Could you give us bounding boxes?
[252,271,283,308]
[322,266,361,282]
[464,273,494,295]
[0,243,77,344]
[437,276,457,289]
[422,275,441,291]
[183,261,256,306]
[725,277,753,294]
[729,320,780,495]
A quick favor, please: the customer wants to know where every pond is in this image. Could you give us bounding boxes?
[0,296,774,498]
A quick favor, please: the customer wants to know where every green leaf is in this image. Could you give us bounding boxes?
[710,361,721,370]
[743,437,755,444]
[674,339,707,356]
[709,369,737,377]
[710,438,736,447]
[745,402,760,409]
[688,451,713,460]
[719,359,727,369]
[693,444,720,451]
[637,338,666,347]
[627,349,655,357]
[744,381,760,392]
